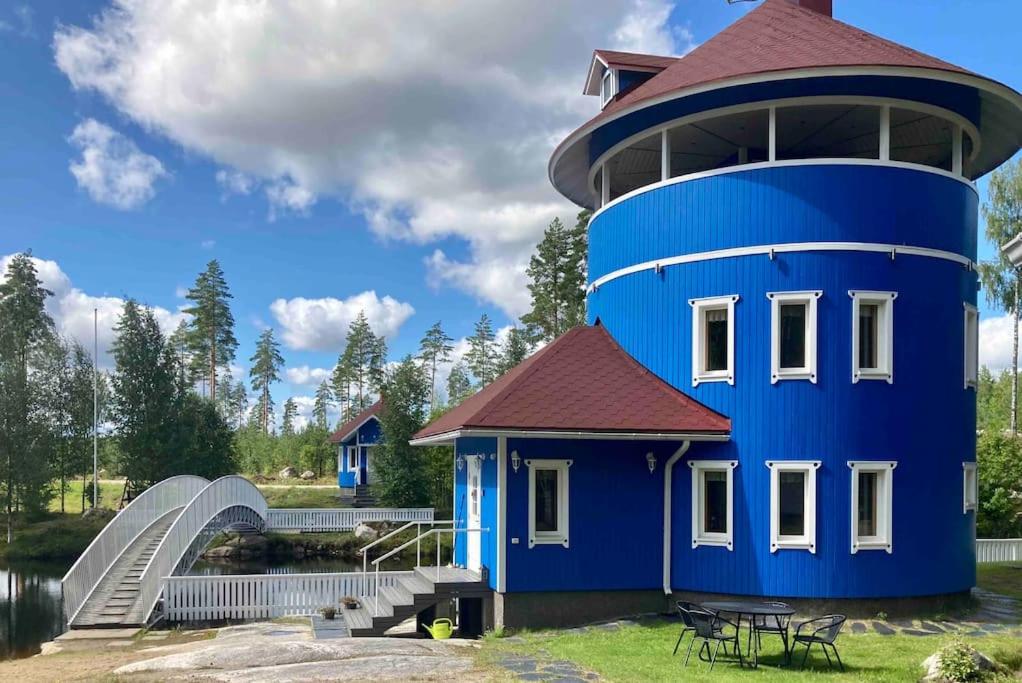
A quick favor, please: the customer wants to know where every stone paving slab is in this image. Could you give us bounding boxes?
[56,628,141,640]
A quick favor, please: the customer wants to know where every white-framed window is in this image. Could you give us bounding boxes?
[690,460,737,550]
[690,295,738,386]
[963,462,978,513]
[347,446,358,471]
[767,460,820,553]
[848,461,896,554]
[850,291,897,384]
[964,303,979,390]
[768,291,821,383]
[600,68,615,107]
[337,448,344,473]
[526,459,571,548]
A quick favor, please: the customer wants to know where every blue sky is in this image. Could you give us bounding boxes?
[1,0,1019,425]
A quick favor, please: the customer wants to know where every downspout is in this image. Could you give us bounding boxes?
[662,441,691,595]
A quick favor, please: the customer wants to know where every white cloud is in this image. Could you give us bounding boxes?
[286,365,332,387]
[269,291,415,352]
[52,0,687,314]
[215,168,256,197]
[200,239,216,250]
[980,313,1022,373]
[0,253,185,368]
[67,118,168,209]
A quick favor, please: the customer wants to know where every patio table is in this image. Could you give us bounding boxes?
[700,600,795,668]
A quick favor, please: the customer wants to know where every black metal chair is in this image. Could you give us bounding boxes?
[752,601,793,654]
[672,601,700,655]
[792,614,847,671]
[679,605,739,671]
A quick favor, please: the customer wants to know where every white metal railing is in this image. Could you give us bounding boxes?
[977,538,1022,563]
[370,526,488,616]
[138,476,269,625]
[162,571,413,622]
[266,507,434,532]
[61,475,209,625]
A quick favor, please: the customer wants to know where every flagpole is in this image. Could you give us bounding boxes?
[93,307,98,509]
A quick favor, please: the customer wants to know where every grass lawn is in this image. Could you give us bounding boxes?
[484,622,1022,682]
[47,480,124,513]
[0,512,111,561]
[977,562,1022,601]
[257,485,345,508]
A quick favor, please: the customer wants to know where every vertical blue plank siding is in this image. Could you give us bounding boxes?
[335,418,383,488]
[584,166,977,598]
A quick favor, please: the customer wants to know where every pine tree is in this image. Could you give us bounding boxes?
[446,361,473,406]
[498,326,531,375]
[342,311,387,411]
[313,381,332,430]
[281,398,297,436]
[249,328,284,435]
[168,320,192,390]
[521,212,589,343]
[332,346,354,421]
[229,380,248,429]
[466,313,498,386]
[183,260,237,404]
[374,356,430,507]
[419,321,454,410]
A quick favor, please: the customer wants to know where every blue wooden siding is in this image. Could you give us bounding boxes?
[585,167,977,598]
[335,418,383,488]
[617,69,655,94]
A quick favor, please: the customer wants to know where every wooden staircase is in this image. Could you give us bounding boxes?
[353,484,377,508]
[342,567,490,637]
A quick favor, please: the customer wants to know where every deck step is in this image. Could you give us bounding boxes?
[379,585,414,610]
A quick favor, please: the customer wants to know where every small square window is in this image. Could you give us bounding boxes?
[964,304,979,389]
[527,459,571,547]
[690,461,737,550]
[848,461,896,554]
[850,291,897,383]
[963,462,978,513]
[767,460,820,553]
[690,295,738,386]
[768,291,821,383]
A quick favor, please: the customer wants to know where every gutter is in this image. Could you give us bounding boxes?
[663,441,691,595]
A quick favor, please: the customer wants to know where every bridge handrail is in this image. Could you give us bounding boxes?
[61,475,209,624]
[137,475,268,624]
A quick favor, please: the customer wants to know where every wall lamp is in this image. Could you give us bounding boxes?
[511,450,521,473]
[646,452,657,473]
[456,454,465,471]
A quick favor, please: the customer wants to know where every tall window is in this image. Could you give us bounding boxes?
[527,459,571,548]
[848,461,896,554]
[600,69,615,107]
[963,462,978,513]
[964,304,979,389]
[768,461,820,553]
[690,295,738,386]
[768,291,821,383]
[690,461,737,550]
[850,291,897,383]
[347,446,357,471]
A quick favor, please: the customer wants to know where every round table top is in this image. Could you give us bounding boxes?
[700,600,796,616]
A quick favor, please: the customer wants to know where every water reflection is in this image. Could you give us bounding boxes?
[0,561,68,661]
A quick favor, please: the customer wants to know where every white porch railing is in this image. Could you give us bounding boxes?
[266,507,434,532]
[977,538,1022,563]
[163,571,413,622]
[61,475,209,625]
[138,476,269,624]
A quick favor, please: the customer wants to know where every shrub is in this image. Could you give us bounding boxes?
[937,638,983,682]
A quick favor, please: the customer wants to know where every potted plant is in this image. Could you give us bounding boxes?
[320,606,337,620]
[341,596,360,610]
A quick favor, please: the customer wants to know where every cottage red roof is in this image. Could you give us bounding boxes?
[594,49,677,72]
[329,400,382,444]
[412,325,730,442]
[596,0,971,122]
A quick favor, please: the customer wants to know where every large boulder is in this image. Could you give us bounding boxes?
[353,522,378,542]
[300,470,316,480]
[279,466,298,479]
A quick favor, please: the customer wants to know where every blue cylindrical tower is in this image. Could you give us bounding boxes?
[550,0,1022,599]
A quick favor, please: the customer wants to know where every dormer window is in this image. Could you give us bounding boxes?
[601,69,615,107]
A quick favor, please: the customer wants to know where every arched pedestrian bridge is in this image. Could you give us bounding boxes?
[62,476,435,629]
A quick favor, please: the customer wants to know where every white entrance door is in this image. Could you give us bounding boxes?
[467,456,482,571]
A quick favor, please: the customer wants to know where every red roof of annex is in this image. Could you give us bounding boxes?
[413,324,731,441]
[329,400,382,444]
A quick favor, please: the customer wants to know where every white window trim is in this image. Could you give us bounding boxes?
[347,446,357,471]
[526,459,571,548]
[964,303,979,390]
[848,461,896,554]
[689,460,737,550]
[689,295,738,386]
[768,291,821,384]
[600,68,616,108]
[963,462,978,513]
[849,290,897,384]
[766,460,820,553]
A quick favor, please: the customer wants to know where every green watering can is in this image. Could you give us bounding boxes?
[423,618,454,640]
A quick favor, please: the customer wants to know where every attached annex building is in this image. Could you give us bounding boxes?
[413,0,1022,628]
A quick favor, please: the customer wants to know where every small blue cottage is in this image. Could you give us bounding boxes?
[413,0,1022,628]
[331,400,382,490]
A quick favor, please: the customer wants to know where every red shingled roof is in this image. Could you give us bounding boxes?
[329,400,382,444]
[594,49,677,72]
[412,325,730,441]
[597,0,972,122]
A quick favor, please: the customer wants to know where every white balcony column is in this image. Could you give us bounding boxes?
[601,163,611,206]
[661,129,671,181]
[952,125,964,176]
[768,107,777,162]
[879,105,891,161]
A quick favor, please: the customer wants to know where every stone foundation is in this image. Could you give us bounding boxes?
[494,590,669,629]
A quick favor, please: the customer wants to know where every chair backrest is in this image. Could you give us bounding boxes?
[679,605,719,638]
[815,615,847,643]
[676,601,700,628]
